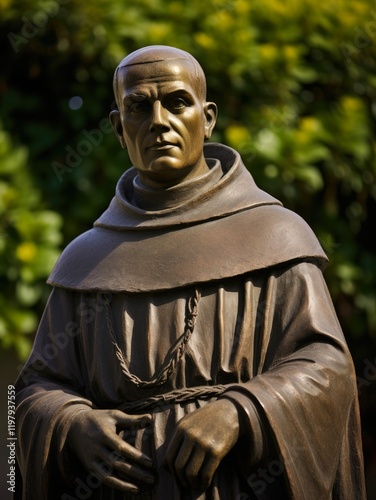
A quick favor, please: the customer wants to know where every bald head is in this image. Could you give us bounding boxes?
[109,45,218,187]
[113,45,207,108]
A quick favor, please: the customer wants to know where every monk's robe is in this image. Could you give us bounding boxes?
[15,143,366,500]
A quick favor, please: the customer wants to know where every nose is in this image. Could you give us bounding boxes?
[149,101,170,132]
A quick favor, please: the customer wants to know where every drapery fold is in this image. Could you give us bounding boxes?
[16,143,365,499]
[16,262,365,499]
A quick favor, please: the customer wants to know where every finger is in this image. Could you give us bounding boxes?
[196,455,219,491]
[91,460,140,495]
[106,433,153,469]
[183,449,206,490]
[111,410,153,429]
[164,432,183,473]
[77,442,114,473]
[171,439,195,488]
[110,456,155,485]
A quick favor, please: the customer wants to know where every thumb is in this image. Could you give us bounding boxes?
[110,410,153,429]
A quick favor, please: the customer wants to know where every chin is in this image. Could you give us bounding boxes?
[147,160,185,174]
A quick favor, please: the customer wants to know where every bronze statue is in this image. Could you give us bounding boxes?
[15,45,366,499]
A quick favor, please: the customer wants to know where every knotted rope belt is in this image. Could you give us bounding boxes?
[117,384,232,413]
[104,289,234,413]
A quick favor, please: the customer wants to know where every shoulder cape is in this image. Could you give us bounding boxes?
[47,143,327,293]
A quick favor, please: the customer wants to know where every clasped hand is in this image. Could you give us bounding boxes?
[165,398,240,491]
[67,398,240,494]
[67,408,154,495]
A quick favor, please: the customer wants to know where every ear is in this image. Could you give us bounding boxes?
[109,109,127,149]
[203,102,218,140]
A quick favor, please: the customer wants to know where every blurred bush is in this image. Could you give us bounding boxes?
[0,0,375,363]
[0,123,62,359]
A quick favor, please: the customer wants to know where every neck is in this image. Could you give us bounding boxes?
[133,158,222,211]
[138,156,210,189]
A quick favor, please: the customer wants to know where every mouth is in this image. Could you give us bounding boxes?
[147,141,177,151]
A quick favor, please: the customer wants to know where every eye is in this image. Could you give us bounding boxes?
[166,97,189,111]
[128,100,151,114]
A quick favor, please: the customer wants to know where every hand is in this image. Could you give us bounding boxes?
[165,398,240,491]
[67,408,154,494]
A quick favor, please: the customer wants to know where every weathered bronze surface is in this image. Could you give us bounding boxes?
[15,46,366,499]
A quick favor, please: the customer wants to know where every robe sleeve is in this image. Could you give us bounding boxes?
[222,262,366,500]
[15,287,93,500]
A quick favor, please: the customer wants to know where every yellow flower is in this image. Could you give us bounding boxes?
[283,45,299,61]
[194,33,216,49]
[0,0,12,8]
[147,23,172,42]
[225,125,251,147]
[259,44,278,62]
[300,117,321,133]
[341,96,363,113]
[16,242,37,263]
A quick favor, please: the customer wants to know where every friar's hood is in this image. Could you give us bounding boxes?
[48,143,327,292]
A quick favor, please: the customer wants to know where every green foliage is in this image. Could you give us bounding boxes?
[0,124,63,359]
[0,0,375,363]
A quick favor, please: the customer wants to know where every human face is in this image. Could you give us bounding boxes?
[110,59,217,187]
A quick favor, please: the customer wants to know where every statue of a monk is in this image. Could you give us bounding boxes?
[15,45,366,500]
